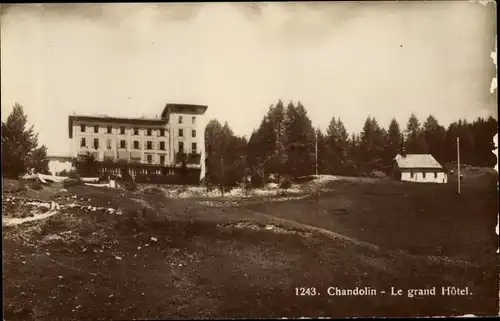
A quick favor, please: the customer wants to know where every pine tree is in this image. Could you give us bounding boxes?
[423,115,446,162]
[283,101,315,177]
[383,118,403,169]
[405,113,428,153]
[325,116,349,174]
[1,103,47,177]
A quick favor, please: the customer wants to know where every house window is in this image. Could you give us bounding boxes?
[134,141,139,149]
[159,129,165,137]
[192,143,197,153]
[120,127,125,135]
[80,137,86,147]
[179,115,183,124]
[80,124,86,132]
[160,155,165,164]
[93,138,99,149]
[146,154,153,164]
[107,126,112,134]
[147,141,153,150]
[134,128,139,135]
[192,129,196,138]
[160,141,165,150]
[178,141,184,153]
[423,172,426,179]
[179,129,183,137]
[147,128,152,136]
[120,140,126,149]
[107,139,111,149]
[94,125,99,133]
[434,172,438,179]
[410,171,414,178]
[192,116,196,124]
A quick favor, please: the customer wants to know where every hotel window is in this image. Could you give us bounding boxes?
[133,141,139,149]
[147,128,152,136]
[159,129,165,136]
[107,126,112,134]
[179,129,183,137]
[178,141,184,153]
[146,155,153,164]
[80,137,86,147]
[179,115,183,124]
[133,128,139,135]
[80,124,86,132]
[120,127,125,135]
[147,141,153,150]
[160,141,165,150]
[192,143,197,154]
[120,140,126,149]
[94,138,99,149]
[192,116,196,124]
[107,139,112,149]
[160,155,165,164]
[94,125,99,133]
[192,129,196,138]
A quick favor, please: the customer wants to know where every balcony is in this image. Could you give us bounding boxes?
[175,152,201,165]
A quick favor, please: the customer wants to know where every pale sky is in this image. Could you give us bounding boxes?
[1,2,497,156]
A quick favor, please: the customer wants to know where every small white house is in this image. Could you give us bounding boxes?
[47,155,74,176]
[393,154,448,184]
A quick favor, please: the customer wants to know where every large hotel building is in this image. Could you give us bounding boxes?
[68,103,207,182]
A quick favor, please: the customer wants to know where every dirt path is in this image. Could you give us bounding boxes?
[3,210,61,226]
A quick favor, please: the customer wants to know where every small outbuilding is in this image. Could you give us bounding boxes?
[392,153,448,184]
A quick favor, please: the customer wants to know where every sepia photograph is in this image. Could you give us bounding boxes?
[1,1,498,319]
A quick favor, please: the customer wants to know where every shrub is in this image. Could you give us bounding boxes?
[251,172,265,188]
[369,170,387,178]
[98,173,110,183]
[68,170,80,179]
[122,180,137,191]
[279,175,292,189]
[30,180,43,190]
[63,178,83,188]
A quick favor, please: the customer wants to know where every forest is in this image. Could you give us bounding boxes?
[204,100,498,187]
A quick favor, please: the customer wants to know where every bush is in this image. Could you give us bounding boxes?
[63,178,83,188]
[30,180,43,190]
[3,179,27,193]
[251,172,265,188]
[98,173,110,183]
[122,180,137,191]
[279,175,292,189]
[369,170,387,178]
[68,170,80,179]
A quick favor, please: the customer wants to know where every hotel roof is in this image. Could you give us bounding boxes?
[68,115,167,138]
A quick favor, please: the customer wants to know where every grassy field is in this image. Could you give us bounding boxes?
[2,168,499,319]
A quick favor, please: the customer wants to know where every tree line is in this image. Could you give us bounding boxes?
[205,100,498,187]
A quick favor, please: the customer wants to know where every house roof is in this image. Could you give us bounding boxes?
[394,154,444,170]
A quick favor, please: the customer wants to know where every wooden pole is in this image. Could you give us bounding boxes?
[221,157,224,197]
[457,137,460,195]
[315,129,319,177]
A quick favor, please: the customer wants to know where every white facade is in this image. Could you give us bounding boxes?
[401,171,448,184]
